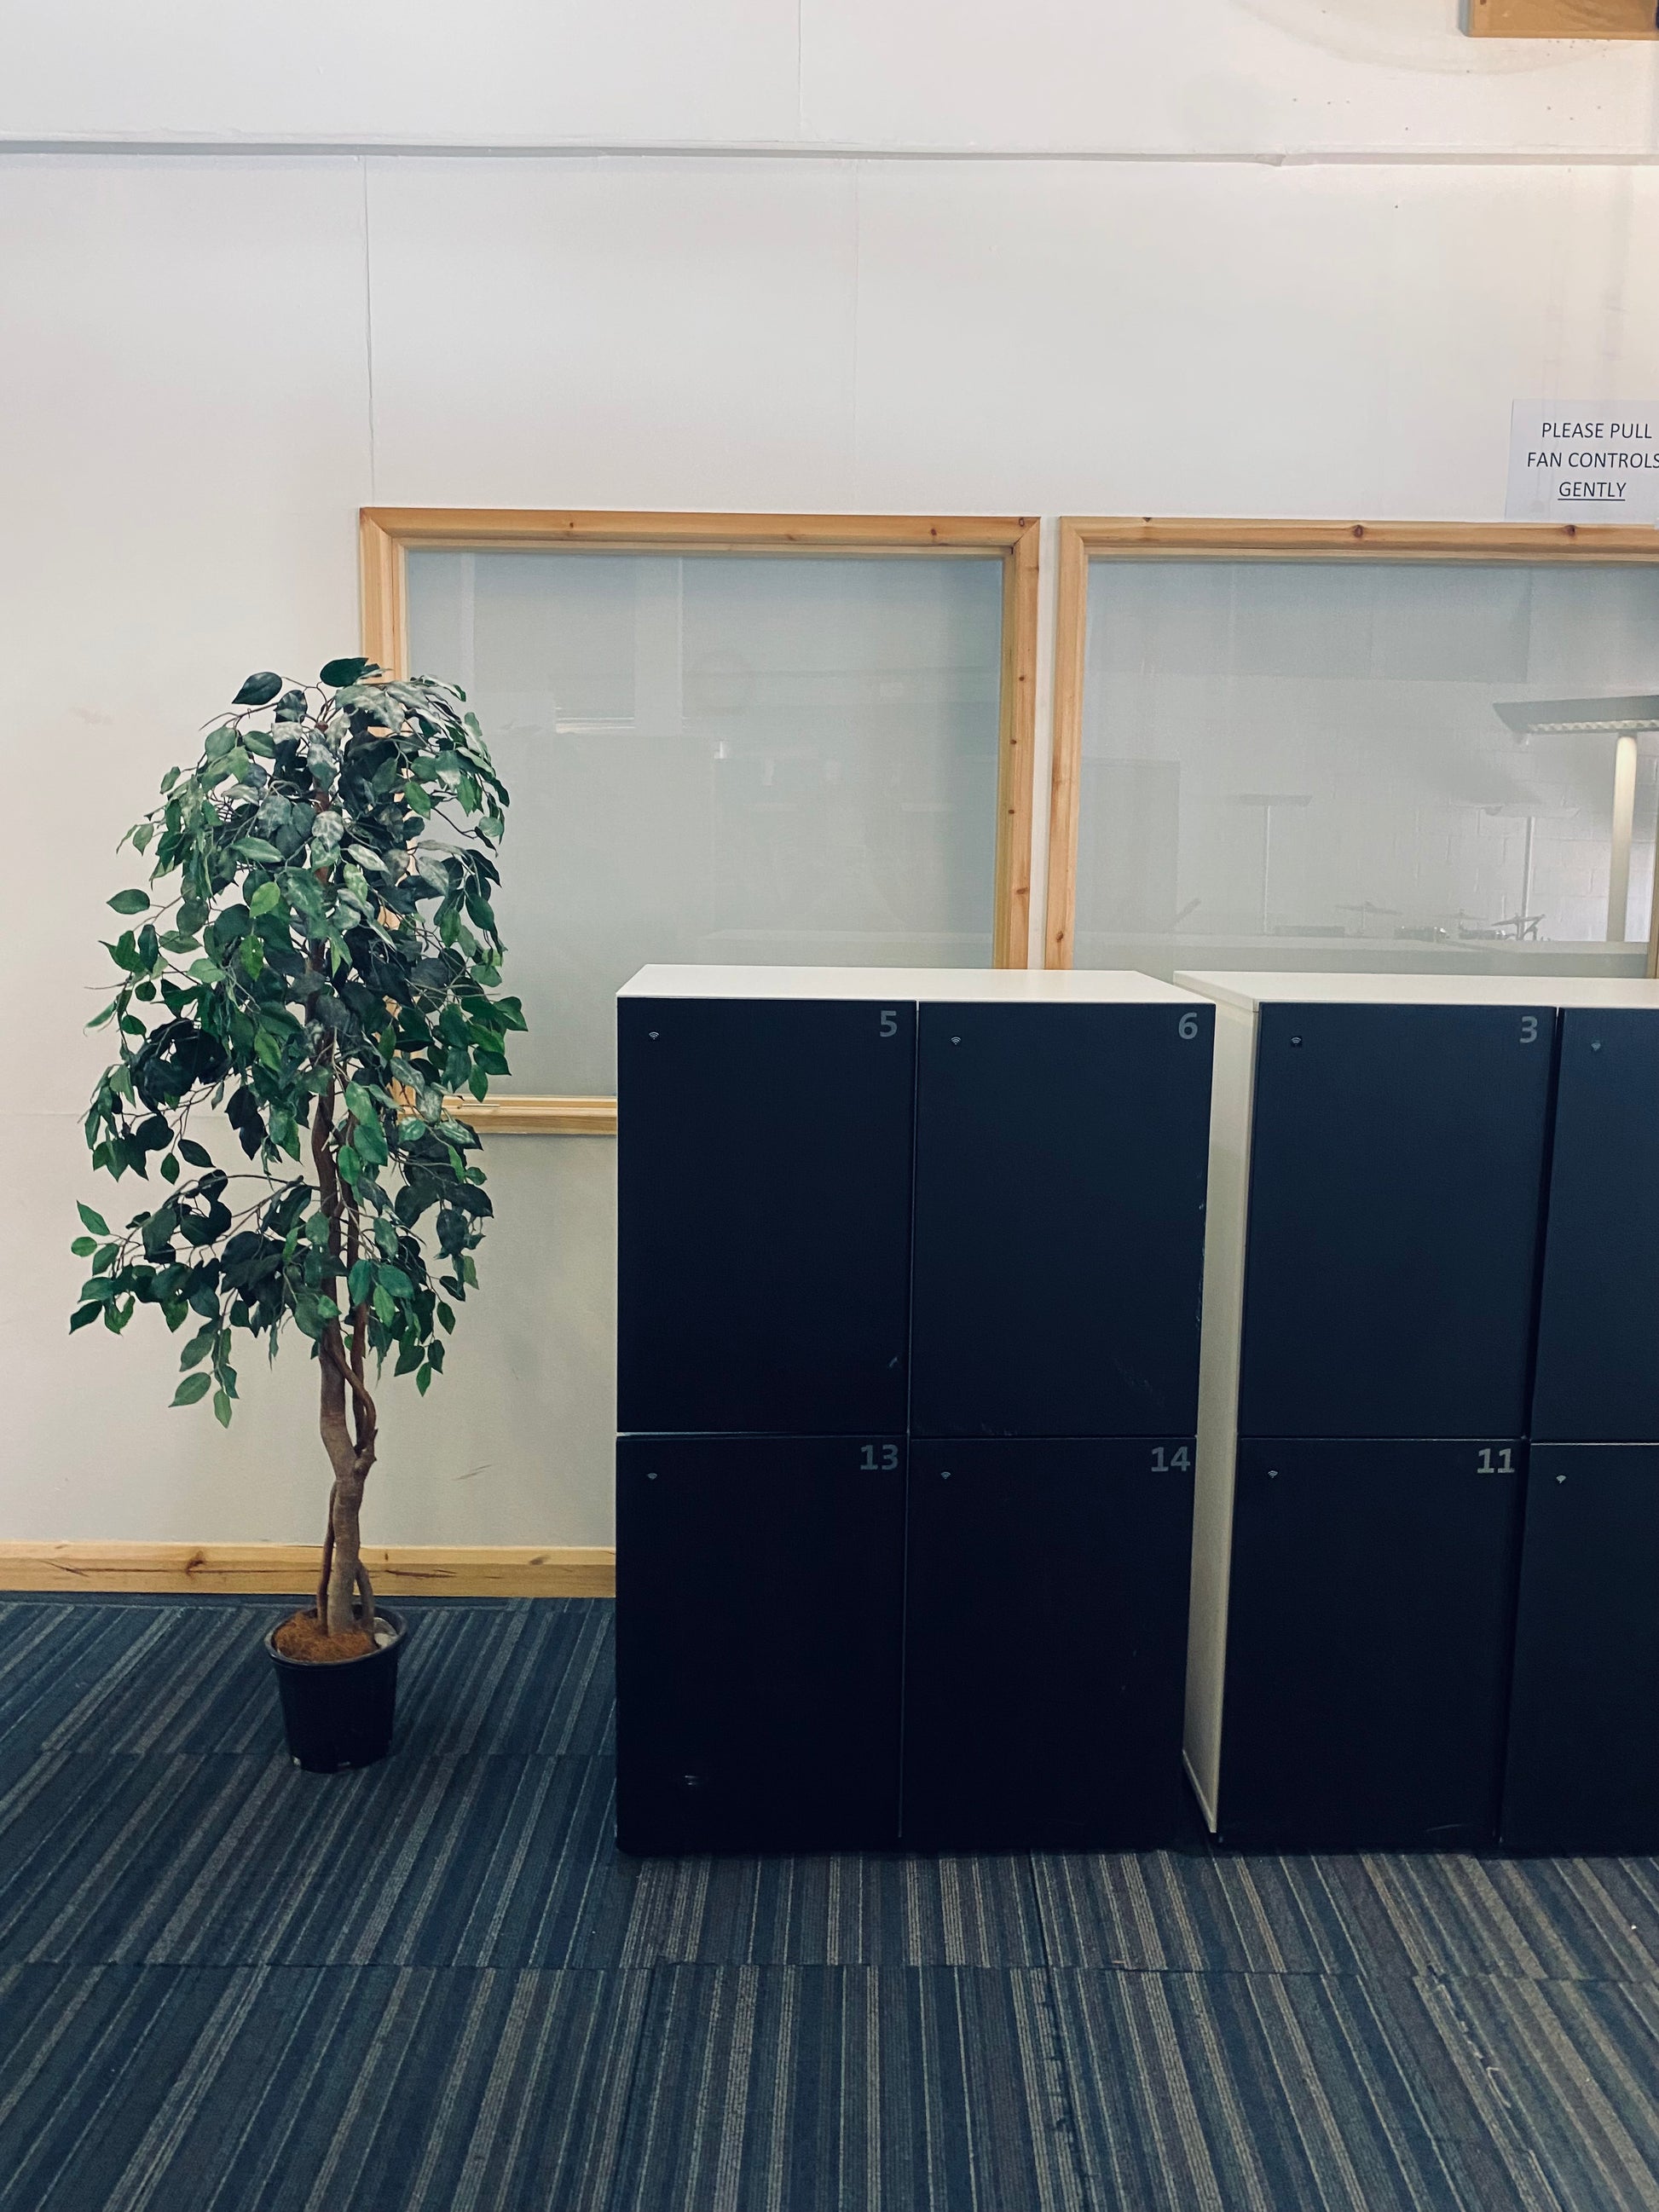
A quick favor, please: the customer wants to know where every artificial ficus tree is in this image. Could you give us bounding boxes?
[72,659,524,1642]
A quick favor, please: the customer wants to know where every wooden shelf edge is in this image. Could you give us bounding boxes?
[448,1095,617,1135]
[0,1542,616,1597]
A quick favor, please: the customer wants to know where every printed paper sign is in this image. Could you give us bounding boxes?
[1507,405,1659,523]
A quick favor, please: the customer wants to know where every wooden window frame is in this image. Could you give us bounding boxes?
[361,507,1041,1135]
[1044,517,1659,977]
[1465,0,1656,35]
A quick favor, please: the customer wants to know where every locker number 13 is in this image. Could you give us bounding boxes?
[860,1445,900,1470]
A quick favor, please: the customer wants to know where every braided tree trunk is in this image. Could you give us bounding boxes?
[310,1083,377,1639]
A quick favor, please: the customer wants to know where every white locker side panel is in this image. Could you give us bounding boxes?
[1182,996,1258,1829]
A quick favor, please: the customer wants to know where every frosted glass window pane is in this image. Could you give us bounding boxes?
[407,550,1003,1091]
[1076,560,1659,979]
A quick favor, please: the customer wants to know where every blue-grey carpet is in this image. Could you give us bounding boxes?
[3,1596,1658,2209]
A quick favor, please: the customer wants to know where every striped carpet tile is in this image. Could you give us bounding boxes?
[20,1598,614,1761]
[0,1749,631,1968]
[1049,1969,1484,2212]
[614,1849,1049,1967]
[0,1964,647,2212]
[1033,1848,1659,1984]
[7,1597,1659,2209]
[1379,1974,1659,2212]
[608,1967,1089,2212]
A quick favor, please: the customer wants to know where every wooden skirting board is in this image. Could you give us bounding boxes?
[0,1544,616,1598]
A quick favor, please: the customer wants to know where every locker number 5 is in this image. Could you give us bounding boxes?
[860,1445,900,1470]
[879,1009,899,1037]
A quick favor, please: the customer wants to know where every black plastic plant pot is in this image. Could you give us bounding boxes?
[266,1607,408,1772]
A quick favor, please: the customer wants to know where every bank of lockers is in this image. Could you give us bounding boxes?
[1531,1008,1659,1445]
[1502,1444,1659,1851]
[615,1435,905,1855]
[1177,972,1659,1851]
[902,1439,1197,1848]
[1505,987,1659,1849]
[616,965,1216,1851]
[618,973,1215,1442]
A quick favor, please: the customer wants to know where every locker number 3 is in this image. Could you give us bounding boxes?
[1476,1447,1516,1475]
[860,1445,900,1470]
[1519,1017,1539,1044]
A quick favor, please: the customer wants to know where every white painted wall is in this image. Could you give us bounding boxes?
[2,7,1656,1545]
[3,0,1656,156]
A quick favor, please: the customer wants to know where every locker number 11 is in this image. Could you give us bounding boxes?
[1476,1447,1516,1474]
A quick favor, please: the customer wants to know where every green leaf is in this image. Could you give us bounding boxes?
[180,1323,217,1370]
[78,1202,110,1236]
[240,935,264,980]
[415,1365,432,1395]
[353,1118,388,1169]
[159,1153,180,1184]
[107,889,150,915]
[320,656,373,688]
[372,1284,396,1325]
[69,1233,95,1256]
[234,837,285,864]
[69,1304,102,1333]
[232,671,284,707]
[179,1139,213,1168]
[347,1258,374,1309]
[213,1389,233,1428]
[171,1372,212,1407]
[247,881,282,917]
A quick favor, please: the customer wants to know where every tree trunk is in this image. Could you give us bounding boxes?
[312,1083,379,1642]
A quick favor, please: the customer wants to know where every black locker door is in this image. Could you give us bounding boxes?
[616,1435,905,1852]
[903,1438,1195,1847]
[1238,1002,1553,1440]
[1502,1444,1659,1851]
[1219,1439,1523,1847]
[908,1000,1214,1438]
[616,993,916,1435]
[1532,1010,1659,1443]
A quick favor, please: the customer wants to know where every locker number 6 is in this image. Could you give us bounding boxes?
[860,1444,900,1470]
[1177,1013,1199,1039]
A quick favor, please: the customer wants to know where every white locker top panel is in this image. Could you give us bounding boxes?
[621,964,1206,1005]
[1177,971,1659,1014]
